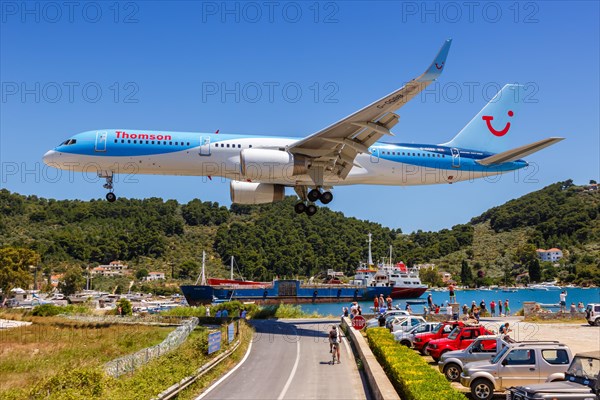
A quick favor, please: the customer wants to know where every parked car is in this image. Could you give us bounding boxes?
[394,322,439,347]
[390,316,427,333]
[366,310,410,329]
[585,304,600,326]
[427,324,495,362]
[413,320,465,355]
[438,335,513,381]
[460,341,573,400]
[365,309,410,329]
[506,350,600,399]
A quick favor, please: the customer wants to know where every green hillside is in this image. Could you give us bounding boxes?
[0,179,598,292]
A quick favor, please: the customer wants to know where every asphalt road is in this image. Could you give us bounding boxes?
[197,318,368,400]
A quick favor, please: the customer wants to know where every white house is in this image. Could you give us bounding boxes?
[536,248,563,262]
[91,261,130,277]
[145,272,165,281]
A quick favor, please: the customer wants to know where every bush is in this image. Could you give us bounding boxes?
[29,368,108,398]
[116,298,132,316]
[367,328,466,400]
[251,303,318,319]
[31,303,92,317]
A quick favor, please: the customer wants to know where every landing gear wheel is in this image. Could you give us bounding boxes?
[320,191,333,204]
[305,204,318,216]
[106,192,117,202]
[307,189,321,202]
[294,202,306,214]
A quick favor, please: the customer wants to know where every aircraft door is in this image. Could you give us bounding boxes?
[199,136,211,156]
[95,131,107,152]
[370,147,380,163]
[451,148,460,168]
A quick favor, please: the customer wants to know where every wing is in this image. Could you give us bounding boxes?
[288,39,452,183]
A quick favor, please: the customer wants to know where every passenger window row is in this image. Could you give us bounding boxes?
[382,151,445,158]
[113,139,191,146]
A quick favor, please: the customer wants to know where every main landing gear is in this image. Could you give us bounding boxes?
[101,173,117,203]
[294,188,333,217]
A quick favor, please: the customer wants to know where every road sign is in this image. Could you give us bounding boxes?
[208,331,222,354]
[228,322,235,343]
[352,315,366,330]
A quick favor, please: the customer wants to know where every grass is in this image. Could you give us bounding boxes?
[524,316,588,324]
[19,320,252,399]
[0,315,172,398]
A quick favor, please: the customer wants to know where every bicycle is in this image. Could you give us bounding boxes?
[331,342,338,365]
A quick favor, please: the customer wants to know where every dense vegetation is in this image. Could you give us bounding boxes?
[0,180,598,290]
[367,327,466,399]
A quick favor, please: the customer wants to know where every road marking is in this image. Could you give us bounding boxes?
[195,338,253,400]
[342,333,352,358]
[277,327,301,400]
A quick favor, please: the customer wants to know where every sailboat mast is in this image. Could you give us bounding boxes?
[230,256,234,280]
[368,233,373,267]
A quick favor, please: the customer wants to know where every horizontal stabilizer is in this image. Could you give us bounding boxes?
[477,137,564,165]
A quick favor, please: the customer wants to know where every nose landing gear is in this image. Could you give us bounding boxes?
[100,172,117,202]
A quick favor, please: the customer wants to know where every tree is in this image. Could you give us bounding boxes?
[0,247,40,304]
[528,258,542,283]
[136,268,149,281]
[419,267,443,287]
[178,260,200,280]
[117,298,132,315]
[460,260,473,286]
[58,267,85,296]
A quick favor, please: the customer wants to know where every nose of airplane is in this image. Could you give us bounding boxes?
[43,150,57,165]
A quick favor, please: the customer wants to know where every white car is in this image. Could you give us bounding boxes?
[394,322,439,347]
[390,315,427,333]
[365,309,410,328]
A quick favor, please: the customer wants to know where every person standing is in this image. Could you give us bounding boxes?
[427,293,433,309]
[498,299,503,316]
[490,300,496,317]
[449,284,456,304]
[386,295,393,310]
[559,290,567,313]
[373,296,379,311]
[504,300,511,316]
[205,305,210,317]
[570,303,576,316]
[357,305,362,315]
[379,294,385,310]
[462,304,468,315]
[479,299,487,314]
[446,302,453,321]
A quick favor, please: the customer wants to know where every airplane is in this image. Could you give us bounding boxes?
[43,39,563,216]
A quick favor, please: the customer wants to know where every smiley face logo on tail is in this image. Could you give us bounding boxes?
[482,110,514,137]
[435,62,444,70]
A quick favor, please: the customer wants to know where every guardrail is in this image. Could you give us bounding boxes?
[153,338,242,400]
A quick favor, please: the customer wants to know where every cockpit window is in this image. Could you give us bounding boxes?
[59,139,77,146]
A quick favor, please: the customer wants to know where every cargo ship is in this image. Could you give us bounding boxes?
[181,278,392,306]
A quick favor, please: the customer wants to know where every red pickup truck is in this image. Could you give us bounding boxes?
[413,321,465,355]
[426,324,494,361]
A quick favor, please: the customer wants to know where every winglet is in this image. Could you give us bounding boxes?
[417,38,452,83]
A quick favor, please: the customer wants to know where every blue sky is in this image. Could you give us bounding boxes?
[1,1,598,233]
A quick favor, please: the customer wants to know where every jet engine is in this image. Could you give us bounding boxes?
[230,180,285,204]
[240,149,307,181]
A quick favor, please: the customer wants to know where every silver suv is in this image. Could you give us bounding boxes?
[506,350,600,399]
[585,304,600,326]
[460,341,573,400]
[438,335,513,382]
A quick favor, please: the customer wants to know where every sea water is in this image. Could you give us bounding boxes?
[298,287,600,316]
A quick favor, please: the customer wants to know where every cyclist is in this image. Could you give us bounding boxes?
[328,325,341,363]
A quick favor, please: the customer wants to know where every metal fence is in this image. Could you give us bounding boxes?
[105,317,199,377]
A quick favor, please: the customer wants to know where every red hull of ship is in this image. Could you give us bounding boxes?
[390,286,428,299]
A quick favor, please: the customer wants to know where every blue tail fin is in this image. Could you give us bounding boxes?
[441,84,526,154]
